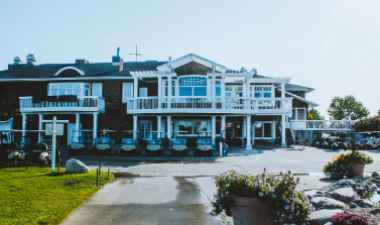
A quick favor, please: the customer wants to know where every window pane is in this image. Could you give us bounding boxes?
[225,93,231,97]
[263,92,271,98]
[225,87,232,92]
[194,121,208,134]
[50,84,58,89]
[264,123,272,138]
[255,123,262,138]
[215,87,221,97]
[123,83,132,100]
[179,77,207,86]
[179,87,192,96]
[234,123,242,137]
[194,87,207,96]
[179,121,192,134]
[254,92,262,98]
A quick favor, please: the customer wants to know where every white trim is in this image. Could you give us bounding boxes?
[253,121,274,139]
[122,83,133,103]
[139,87,148,97]
[0,77,134,82]
[54,67,85,76]
[285,91,318,107]
[92,83,102,97]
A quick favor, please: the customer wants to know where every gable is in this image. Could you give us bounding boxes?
[174,61,211,76]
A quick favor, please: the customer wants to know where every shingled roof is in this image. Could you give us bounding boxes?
[0,61,167,81]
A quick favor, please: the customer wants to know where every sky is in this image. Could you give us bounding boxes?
[0,0,379,118]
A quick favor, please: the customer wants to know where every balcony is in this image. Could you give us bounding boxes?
[19,96,105,113]
[289,120,355,131]
[126,97,292,115]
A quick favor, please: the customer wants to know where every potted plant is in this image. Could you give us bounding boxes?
[323,155,352,179]
[343,151,373,177]
[212,169,313,225]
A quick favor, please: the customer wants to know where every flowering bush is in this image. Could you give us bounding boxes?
[342,151,373,165]
[329,213,369,225]
[212,169,313,224]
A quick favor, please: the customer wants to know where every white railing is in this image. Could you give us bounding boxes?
[127,96,293,114]
[19,96,105,113]
[289,120,355,130]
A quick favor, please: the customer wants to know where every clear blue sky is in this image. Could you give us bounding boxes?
[1,0,379,118]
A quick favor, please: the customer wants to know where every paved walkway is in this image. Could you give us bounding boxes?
[60,147,380,225]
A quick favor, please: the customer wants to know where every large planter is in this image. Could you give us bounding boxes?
[348,163,365,177]
[230,196,274,225]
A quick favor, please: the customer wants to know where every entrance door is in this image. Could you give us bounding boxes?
[67,123,82,145]
[139,121,151,139]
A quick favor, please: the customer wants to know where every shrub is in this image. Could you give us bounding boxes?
[329,213,369,225]
[342,151,374,165]
[212,169,313,224]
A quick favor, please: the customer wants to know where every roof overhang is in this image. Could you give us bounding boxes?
[157,53,227,73]
[0,77,133,82]
[285,91,319,108]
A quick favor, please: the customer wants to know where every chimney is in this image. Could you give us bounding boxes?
[75,59,90,64]
[112,47,123,73]
[26,54,37,66]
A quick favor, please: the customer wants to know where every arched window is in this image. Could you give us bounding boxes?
[179,76,207,96]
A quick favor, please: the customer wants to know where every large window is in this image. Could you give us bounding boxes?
[165,81,175,96]
[251,85,274,104]
[215,80,221,96]
[179,121,208,135]
[179,76,207,97]
[92,83,102,97]
[255,122,272,138]
[289,108,306,121]
[122,83,133,102]
[225,86,243,97]
[48,83,90,96]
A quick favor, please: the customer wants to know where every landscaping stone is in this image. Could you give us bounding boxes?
[324,223,333,225]
[353,176,364,183]
[309,209,344,225]
[311,197,346,210]
[352,199,373,208]
[303,190,324,199]
[349,203,358,208]
[65,158,91,173]
[328,187,358,203]
[370,208,380,215]
[336,180,351,188]
[371,171,379,178]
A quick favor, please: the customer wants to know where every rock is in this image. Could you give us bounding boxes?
[369,183,377,191]
[328,187,358,203]
[303,190,324,199]
[311,197,346,210]
[349,203,358,208]
[324,223,333,225]
[356,186,366,196]
[309,209,344,225]
[377,188,380,194]
[372,171,379,178]
[336,180,351,188]
[370,208,380,214]
[65,158,91,173]
[353,176,364,183]
[352,199,374,208]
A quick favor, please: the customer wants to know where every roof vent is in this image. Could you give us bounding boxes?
[241,67,246,72]
[26,54,37,65]
[75,59,90,64]
[251,68,257,76]
[169,56,172,61]
[112,47,123,73]
[14,56,22,64]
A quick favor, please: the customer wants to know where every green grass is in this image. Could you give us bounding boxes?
[0,166,114,225]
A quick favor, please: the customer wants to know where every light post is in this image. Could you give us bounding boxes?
[41,116,69,174]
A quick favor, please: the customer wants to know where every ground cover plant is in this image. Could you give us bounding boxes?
[329,213,369,225]
[212,169,313,224]
[0,166,113,225]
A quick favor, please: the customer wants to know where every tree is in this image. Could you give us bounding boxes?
[308,109,325,120]
[355,116,380,132]
[327,95,369,120]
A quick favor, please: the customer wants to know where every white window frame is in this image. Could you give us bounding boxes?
[254,121,273,139]
[250,85,274,105]
[92,83,102,97]
[122,83,133,103]
[178,76,207,97]
[289,108,307,121]
[139,87,148,97]
[48,82,91,96]
[177,120,209,136]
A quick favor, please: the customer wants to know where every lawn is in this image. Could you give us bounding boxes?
[0,166,114,225]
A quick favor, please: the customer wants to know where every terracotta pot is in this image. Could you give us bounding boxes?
[230,197,274,225]
[348,163,365,177]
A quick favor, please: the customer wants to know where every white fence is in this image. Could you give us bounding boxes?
[289,120,355,130]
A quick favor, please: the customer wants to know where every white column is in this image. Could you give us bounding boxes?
[167,116,171,139]
[246,75,251,97]
[242,117,247,146]
[281,114,286,147]
[133,116,138,139]
[221,76,226,109]
[38,114,43,143]
[93,113,98,145]
[272,120,276,141]
[246,116,252,149]
[167,76,172,109]
[21,113,27,146]
[211,116,216,149]
[281,82,286,110]
[134,77,138,109]
[212,76,216,109]
[158,76,162,109]
[157,116,162,138]
[221,116,226,139]
[207,76,211,97]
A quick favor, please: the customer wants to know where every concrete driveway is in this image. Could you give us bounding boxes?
[59,147,380,225]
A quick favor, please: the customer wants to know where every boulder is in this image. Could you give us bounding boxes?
[324,223,333,225]
[336,180,351,188]
[352,199,374,208]
[353,176,364,183]
[309,209,344,225]
[328,187,358,203]
[65,158,91,173]
[303,190,324,199]
[370,208,380,215]
[311,197,345,210]
[349,203,358,208]
[372,171,379,178]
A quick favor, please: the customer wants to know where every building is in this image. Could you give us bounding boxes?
[0,50,353,149]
